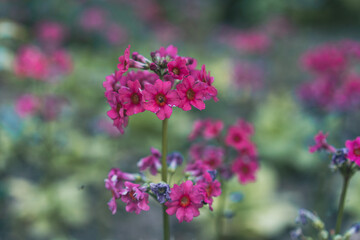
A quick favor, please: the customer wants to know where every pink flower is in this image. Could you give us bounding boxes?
[185,160,211,178]
[13,45,49,80]
[104,168,137,199]
[231,158,258,184]
[105,23,128,46]
[203,120,224,140]
[309,131,336,153]
[176,75,207,111]
[157,45,178,59]
[238,141,258,158]
[15,94,40,118]
[143,79,180,120]
[188,120,207,140]
[48,49,73,77]
[120,182,150,214]
[165,180,203,223]
[225,126,250,150]
[79,7,107,32]
[36,21,66,46]
[196,65,218,102]
[201,146,224,169]
[119,80,145,116]
[103,70,125,95]
[118,45,131,74]
[188,143,206,160]
[197,172,221,211]
[345,137,360,166]
[107,196,117,215]
[236,119,255,135]
[137,147,162,175]
[106,92,128,134]
[167,56,189,80]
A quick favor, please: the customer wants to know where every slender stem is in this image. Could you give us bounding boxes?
[335,174,350,235]
[161,118,170,240]
[216,179,227,240]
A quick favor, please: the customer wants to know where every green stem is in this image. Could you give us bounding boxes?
[335,174,350,235]
[161,118,170,240]
[216,180,227,240]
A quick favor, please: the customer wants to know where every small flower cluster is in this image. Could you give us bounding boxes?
[187,118,259,185]
[309,131,360,168]
[103,45,218,134]
[15,94,67,121]
[298,40,360,111]
[291,209,360,240]
[104,147,221,222]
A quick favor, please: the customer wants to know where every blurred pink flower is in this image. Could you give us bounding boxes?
[232,31,271,54]
[36,21,66,47]
[120,182,150,214]
[197,172,221,211]
[105,23,128,45]
[233,61,264,90]
[15,94,40,118]
[137,147,161,176]
[79,7,107,32]
[309,131,336,153]
[231,158,258,184]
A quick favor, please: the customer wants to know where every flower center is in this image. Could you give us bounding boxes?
[131,93,140,104]
[158,187,166,194]
[155,94,166,106]
[354,148,360,156]
[172,67,179,75]
[116,103,122,113]
[233,134,242,143]
[241,166,249,174]
[129,190,137,201]
[205,185,212,197]
[180,195,190,207]
[186,89,195,100]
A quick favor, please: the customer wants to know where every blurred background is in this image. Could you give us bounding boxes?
[1,0,360,239]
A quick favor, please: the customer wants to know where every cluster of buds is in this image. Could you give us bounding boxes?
[104,148,221,222]
[103,45,218,134]
[187,118,259,185]
[291,209,360,240]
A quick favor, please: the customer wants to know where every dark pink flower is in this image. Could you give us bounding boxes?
[345,137,360,166]
[106,92,128,134]
[118,45,131,74]
[165,180,203,223]
[143,79,180,120]
[185,160,211,178]
[238,141,258,158]
[13,45,49,80]
[120,182,150,214]
[157,45,178,59]
[119,80,145,116]
[107,196,117,215]
[231,158,258,184]
[188,143,206,160]
[137,147,162,175]
[167,57,189,80]
[103,70,125,96]
[15,94,40,118]
[201,146,224,169]
[232,31,271,54]
[225,126,250,150]
[197,172,221,211]
[176,75,207,111]
[188,119,207,140]
[197,65,218,102]
[236,119,255,135]
[104,168,137,199]
[203,120,224,140]
[309,131,336,153]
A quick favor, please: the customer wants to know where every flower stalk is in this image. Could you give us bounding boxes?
[335,174,350,235]
[161,118,170,240]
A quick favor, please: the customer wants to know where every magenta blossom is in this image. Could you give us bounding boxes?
[36,21,66,47]
[157,45,178,59]
[196,65,218,101]
[15,94,40,118]
[165,180,203,223]
[143,79,180,120]
[176,75,207,111]
[137,147,162,175]
[103,70,125,95]
[167,56,189,80]
[119,80,145,116]
[106,92,128,134]
[201,146,224,169]
[120,182,150,214]
[225,126,250,150]
[231,158,258,184]
[203,119,224,140]
[185,160,211,178]
[345,137,360,166]
[104,168,137,199]
[309,131,336,153]
[197,172,221,211]
[118,45,131,74]
[79,7,106,32]
[188,120,207,140]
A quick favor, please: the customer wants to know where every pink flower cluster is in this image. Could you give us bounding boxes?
[15,93,66,121]
[103,45,218,134]
[298,40,360,111]
[78,7,128,46]
[310,132,360,169]
[13,45,72,81]
[105,147,222,223]
[187,118,259,184]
